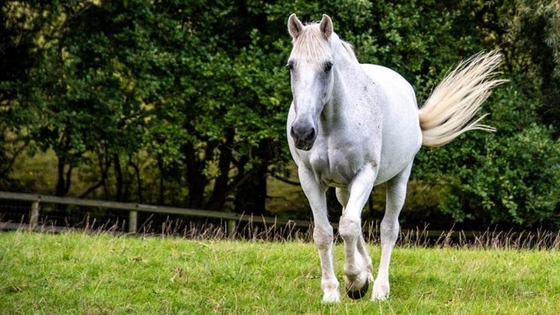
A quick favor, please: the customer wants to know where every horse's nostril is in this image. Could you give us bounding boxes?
[306,128,316,141]
[290,125,297,139]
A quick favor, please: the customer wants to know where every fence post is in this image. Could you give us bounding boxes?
[227,219,236,239]
[128,210,137,234]
[29,200,40,230]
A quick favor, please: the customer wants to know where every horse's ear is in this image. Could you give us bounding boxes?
[319,14,333,39]
[288,14,304,39]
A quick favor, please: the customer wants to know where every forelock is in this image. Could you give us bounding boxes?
[290,23,331,64]
[289,23,358,65]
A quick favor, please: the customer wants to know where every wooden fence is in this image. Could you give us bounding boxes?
[4,191,532,243]
[0,191,313,237]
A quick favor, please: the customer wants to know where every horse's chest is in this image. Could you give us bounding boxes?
[306,141,370,188]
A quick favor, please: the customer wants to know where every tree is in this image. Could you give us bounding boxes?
[17,2,149,200]
[508,0,560,136]
[412,0,560,229]
[1,0,559,229]
[0,1,48,188]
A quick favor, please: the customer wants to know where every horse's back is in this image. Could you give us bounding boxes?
[361,65,415,99]
[360,64,423,184]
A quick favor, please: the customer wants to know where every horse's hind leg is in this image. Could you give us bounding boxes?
[338,166,376,299]
[372,163,412,301]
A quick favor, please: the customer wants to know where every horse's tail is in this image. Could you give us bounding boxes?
[418,50,507,147]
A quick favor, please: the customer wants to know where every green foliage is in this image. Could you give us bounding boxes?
[508,0,560,136]
[463,125,560,226]
[0,1,49,185]
[415,86,560,228]
[1,0,560,228]
[336,0,481,97]
[1,0,292,209]
[409,0,560,229]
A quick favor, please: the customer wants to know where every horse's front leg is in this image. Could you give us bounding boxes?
[338,165,376,299]
[298,168,340,303]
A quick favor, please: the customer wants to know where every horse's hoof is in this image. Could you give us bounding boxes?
[347,278,369,300]
[371,282,390,301]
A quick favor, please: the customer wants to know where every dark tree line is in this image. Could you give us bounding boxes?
[1,0,559,228]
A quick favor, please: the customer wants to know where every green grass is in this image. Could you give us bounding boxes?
[1,231,559,314]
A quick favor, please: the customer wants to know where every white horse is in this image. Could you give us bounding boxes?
[286,14,504,302]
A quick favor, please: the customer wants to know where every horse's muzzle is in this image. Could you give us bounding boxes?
[291,123,316,151]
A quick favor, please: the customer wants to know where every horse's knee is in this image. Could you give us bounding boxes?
[313,226,333,249]
[339,216,361,240]
[380,219,399,243]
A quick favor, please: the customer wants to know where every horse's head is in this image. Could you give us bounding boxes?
[287,14,335,151]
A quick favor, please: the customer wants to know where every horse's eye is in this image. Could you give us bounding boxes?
[324,62,333,72]
[287,62,294,71]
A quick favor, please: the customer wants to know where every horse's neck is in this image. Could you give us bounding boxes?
[327,60,371,115]
[319,69,359,136]
[320,40,376,131]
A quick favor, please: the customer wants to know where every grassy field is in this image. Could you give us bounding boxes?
[1,230,559,314]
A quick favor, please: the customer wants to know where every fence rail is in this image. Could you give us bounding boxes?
[5,191,548,244]
[0,191,313,237]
